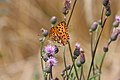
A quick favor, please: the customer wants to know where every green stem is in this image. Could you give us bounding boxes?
[83,67,85,80]
[50,66,53,79]
[101,7,104,25]
[80,65,83,80]
[40,41,44,70]
[98,52,106,80]
[90,32,95,75]
[65,64,73,79]
[67,0,78,27]
[68,41,79,80]
[63,46,69,80]
[87,17,108,80]
[40,41,46,80]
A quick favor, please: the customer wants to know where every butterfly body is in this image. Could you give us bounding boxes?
[49,21,69,45]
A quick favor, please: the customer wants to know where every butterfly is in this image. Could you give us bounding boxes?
[49,21,69,45]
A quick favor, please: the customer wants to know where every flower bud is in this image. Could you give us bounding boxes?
[98,19,102,25]
[113,16,120,28]
[41,28,48,37]
[73,48,80,57]
[80,53,85,64]
[76,61,81,67]
[103,45,109,52]
[62,0,71,15]
[73,55,77,59]
[113,21,119,28]
[66,65,71,70]
[90,22,98,31]
[61,71,65,76]
[103,0,109,7]
[43,55,48,62]
[39,37,44,42]
[80,48,84,53]
[115,16,120,22]
[44,66,51,73]
[110,32,118,41]
[54,45,59,54]
[50,16,57,24]
[105,7,111,17]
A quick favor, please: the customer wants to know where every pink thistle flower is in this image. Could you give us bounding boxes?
[44,45,55,57]
[75,43,80,50]
[47,57,57,67]
[115,16,120,22]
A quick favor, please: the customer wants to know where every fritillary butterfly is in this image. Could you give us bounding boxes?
[49,21,69,45]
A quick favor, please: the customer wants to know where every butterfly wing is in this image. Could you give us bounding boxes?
[49,21,69,45]
[56,21,69,45]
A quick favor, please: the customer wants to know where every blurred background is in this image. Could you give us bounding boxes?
[0,0,120,80]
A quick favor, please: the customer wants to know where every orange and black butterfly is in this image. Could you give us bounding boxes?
[49,21,69,45]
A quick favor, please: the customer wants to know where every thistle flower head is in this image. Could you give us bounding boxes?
[47,57,57,67]
[44,45,56,57]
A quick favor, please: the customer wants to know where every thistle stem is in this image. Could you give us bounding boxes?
[63,46,69,79]
[90,32,95,75]
[40,41,46,80]
[80,65,83,80]
[98,52,107,80]
[67,0,78,27]
[50,66,53,79]
[87,17,108,80]
[68,41,79,80]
